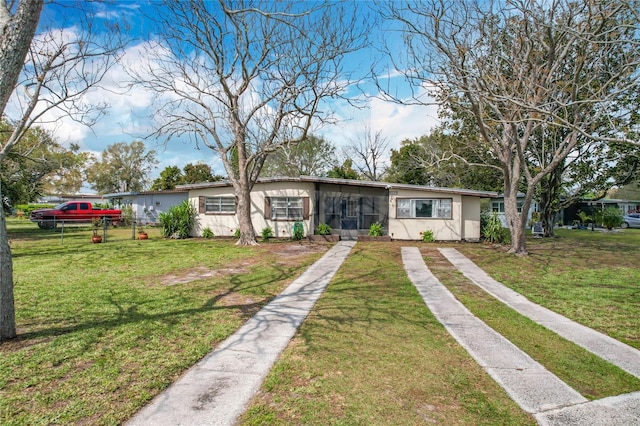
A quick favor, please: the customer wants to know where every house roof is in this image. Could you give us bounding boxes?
[176,176,498,198]
[103,189,189,198]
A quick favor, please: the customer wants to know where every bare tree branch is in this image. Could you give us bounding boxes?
[129,0,369,244]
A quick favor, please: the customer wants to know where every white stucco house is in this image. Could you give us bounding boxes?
[105,189,189,225]
[178,176,496,241]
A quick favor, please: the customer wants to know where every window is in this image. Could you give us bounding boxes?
[492,201,523,213]
[397,198,452,219]
[266,197,310,220]
[200,196,235,214]
[271,197,303,220]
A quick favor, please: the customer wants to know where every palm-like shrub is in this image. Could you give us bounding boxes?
[159,200,197,239]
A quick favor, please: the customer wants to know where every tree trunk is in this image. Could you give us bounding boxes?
[0,0,44,115]
[504,183,528,256]
[0,190,16,340]
[235,183,257,246]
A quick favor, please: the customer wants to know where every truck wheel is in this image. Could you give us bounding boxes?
[41,218,56,230]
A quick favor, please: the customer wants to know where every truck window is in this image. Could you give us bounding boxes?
[80,203,90,210]
[62,203,77,211]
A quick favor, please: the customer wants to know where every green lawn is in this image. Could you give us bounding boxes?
[2,220,639,425]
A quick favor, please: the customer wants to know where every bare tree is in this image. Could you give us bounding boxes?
[261,135,337,178]
[385,0,640,255]
[344,123,389,181]
[130,0,368,245]
[0,0,43,341]
[0,1,125,340]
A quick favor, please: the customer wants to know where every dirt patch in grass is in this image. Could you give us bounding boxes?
[269,242,329,257]
[149,242,328,287]
[155,265,253,286]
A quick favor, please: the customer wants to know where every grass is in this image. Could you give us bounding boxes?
[459,228,640,349]
[240,243,536,425]
[1,219,325,425]
[2,221,639,424]
[423,248,640,400]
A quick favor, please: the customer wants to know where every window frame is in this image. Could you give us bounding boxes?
[396,198,453,219]
[265,196,310,221]
[201,196,236,215]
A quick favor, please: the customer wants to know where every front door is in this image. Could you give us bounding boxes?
[341,198,359,239]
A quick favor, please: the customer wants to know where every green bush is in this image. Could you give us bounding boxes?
[368,222,384,237]
[234,228,241,239]
[261,227,274,240]
[119,205,134,226]
[595,207,623,230]
[202,227,214,238]
[159,200,197,239]
[14,204,55,216]
[481,211,509,244]
[315,223,332,235]
[292,222,304,240]
[421,230,435,242]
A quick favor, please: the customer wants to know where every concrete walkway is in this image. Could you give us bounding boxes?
[439,247,640,380]
[403,247,640,425]
[127,241,356,426]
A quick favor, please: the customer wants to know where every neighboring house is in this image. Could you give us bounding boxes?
[178,176,496,241]
[104,189,189,225]
[561,198,640,225]
[490,195,539,228]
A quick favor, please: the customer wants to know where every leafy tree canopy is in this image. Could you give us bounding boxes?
[261,135,336,178]
[0,121,86,205]
[327,159,359,180]
[151,162,223,190]
[86,141,158,194]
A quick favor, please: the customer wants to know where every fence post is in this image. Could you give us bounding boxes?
[103,215,107,243]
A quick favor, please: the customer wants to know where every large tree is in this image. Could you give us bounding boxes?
[151,162,223,190]
[131,0,367,245]
[0,121,87,204]
[261,135,336,178]
[87,141,158,194]
[344,124,389,181]
[387,127,503,191]
[1,1,124,340]
[386,0,640,254]
[0,0,43,342]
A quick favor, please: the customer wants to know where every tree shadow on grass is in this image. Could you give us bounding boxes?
[7,262,301,348]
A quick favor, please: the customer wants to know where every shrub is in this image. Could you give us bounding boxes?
[292,222,304,240]
[233,228,241,238]
[595,207,623,230]
[368,222,384,237]
[421,230,435,242]
[261,227,274,240]
[315,223,332,235]
[159,200,197,239]
[14,204,55,216]
[481,211,509,244]
[119,205,134,226]
[202,227,214,238]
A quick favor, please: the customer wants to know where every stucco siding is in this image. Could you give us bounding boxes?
[461,196,481,241]
[191,182,315,238]
[388,189,463,241]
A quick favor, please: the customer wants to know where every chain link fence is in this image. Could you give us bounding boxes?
[34,216,159,244]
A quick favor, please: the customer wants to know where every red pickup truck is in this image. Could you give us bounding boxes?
[30,201,122,229]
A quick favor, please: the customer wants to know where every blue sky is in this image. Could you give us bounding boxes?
[28,1,440,185]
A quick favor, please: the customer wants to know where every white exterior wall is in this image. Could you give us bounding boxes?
[461,196,481,241]
[388,189,463,241]
[190,182,315,238]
